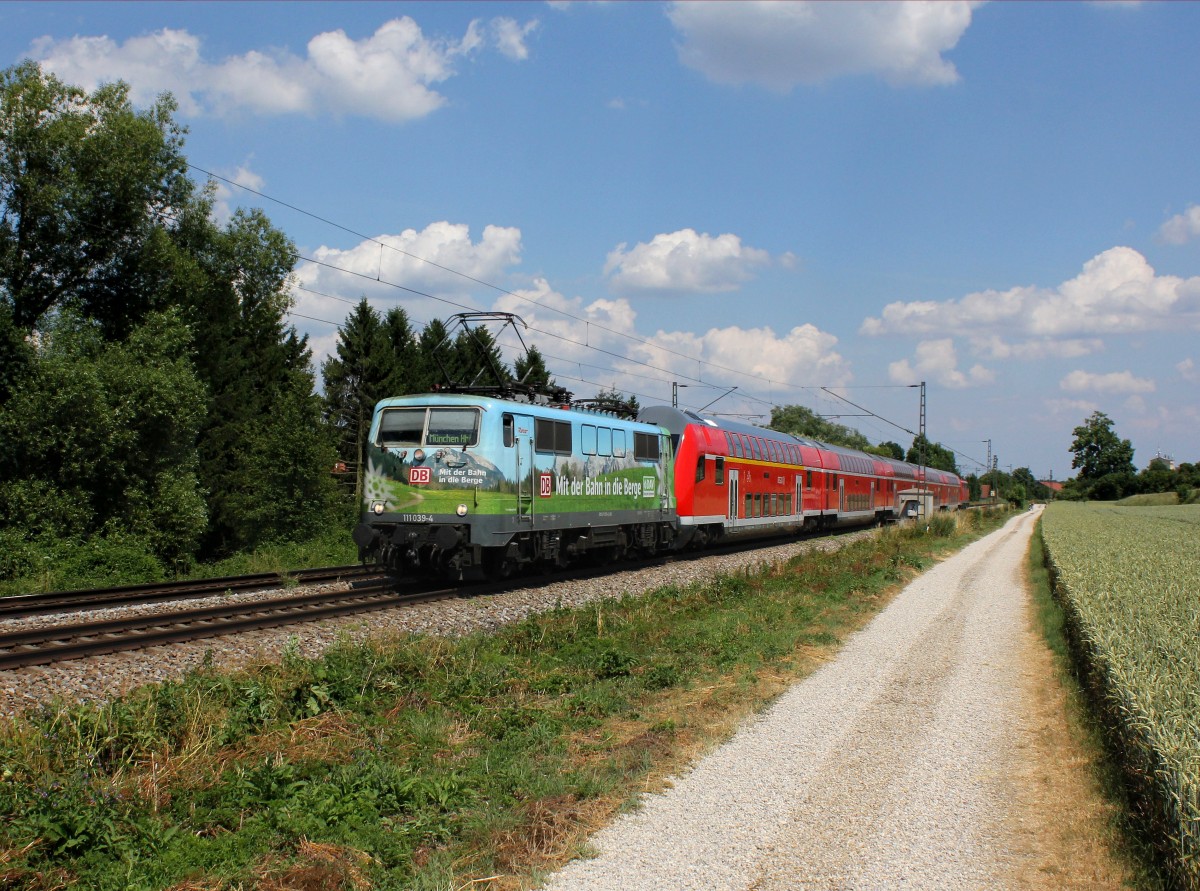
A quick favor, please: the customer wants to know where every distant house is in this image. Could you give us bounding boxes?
[1040,480,1063,494]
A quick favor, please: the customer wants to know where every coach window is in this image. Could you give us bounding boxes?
[598,427,613,456]
[754,493,762,517]
[634,431,661,462]
[377,408,426,446]
[535,419,572,455]
[715,457,725,485]
[582,424,597,456]
[806,470,813,488]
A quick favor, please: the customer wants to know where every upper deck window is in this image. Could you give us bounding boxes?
[377,406,479,448]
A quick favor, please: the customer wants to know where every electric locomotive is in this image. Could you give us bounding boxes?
[353,392,677,580]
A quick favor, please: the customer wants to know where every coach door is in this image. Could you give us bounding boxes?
[727,469,740,528]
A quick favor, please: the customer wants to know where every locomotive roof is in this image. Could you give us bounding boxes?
[374,391,663,429]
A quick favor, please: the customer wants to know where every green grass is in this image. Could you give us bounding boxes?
[0,508,1011,890]
[1114,492,1180,506]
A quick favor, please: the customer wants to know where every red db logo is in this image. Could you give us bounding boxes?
[409,466,431,485]
[539,472,553,497]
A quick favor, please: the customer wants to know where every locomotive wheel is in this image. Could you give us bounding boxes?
[483,549,516,581]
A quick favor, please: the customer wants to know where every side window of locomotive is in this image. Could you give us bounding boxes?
[377,408,426,446]
[502,415,514,448]
[634,432,660,462]
[536,419,573,455]
[695,455,706,483]
[426,408,479,447]
[582,424,597,456]
[598,427,612,456]
[715,457,725,485]
[612,430,627,457]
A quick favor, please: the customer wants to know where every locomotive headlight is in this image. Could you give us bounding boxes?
[372,502,385,515]
[456,503,469,517]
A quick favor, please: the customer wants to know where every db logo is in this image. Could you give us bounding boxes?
[409,467,432,485]
[539,472,553,497]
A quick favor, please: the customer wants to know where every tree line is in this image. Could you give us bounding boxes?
[1063,410,1198,502]
[0,62,341,582]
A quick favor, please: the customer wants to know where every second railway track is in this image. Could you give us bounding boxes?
[0,580,453,671]
[0,564,382,621]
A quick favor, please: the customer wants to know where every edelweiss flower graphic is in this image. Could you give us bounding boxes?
[362,458,395,509]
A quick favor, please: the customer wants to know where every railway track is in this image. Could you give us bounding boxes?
[0,525,886,673]
[0,564,381,621]
[0,579,453,671]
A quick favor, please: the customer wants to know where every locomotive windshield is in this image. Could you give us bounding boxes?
[376,406,480,448]
[426,408,478,447]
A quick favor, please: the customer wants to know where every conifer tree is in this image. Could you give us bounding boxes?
[514,344,556,392]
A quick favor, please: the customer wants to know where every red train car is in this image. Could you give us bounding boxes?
[637,406,969,547]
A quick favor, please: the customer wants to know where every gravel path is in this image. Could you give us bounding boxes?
[542,506,1045,891]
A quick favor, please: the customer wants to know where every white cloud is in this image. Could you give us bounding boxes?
[604,229,772,294]
[630,324,850,390]
[1045,397,1099,417]
[490,17,539,61]
[888,339,994,389]
[667,0,975,91]
[295,221,522,306]
[1159,205,1200,245]
[967,335,1104,361]
[211,163,266,223]
[862,246,1200,338]
[1178,358,1199,382]
[489,279,850,402]
[1059,369,1156,394]
[32,17,493,121]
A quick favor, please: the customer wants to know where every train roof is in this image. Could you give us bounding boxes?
[638,405,964,484]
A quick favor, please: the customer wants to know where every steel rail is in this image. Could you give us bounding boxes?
[0,582,453,671]
[0,565,381,621]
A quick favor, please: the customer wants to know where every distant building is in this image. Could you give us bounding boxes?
[1040,480,1064,494]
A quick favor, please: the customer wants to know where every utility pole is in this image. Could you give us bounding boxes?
[913,381,926,517]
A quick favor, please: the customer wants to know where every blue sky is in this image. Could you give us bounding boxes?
[5,1,1199,480]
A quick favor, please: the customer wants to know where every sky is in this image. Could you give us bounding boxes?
[4,0,1199,480]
